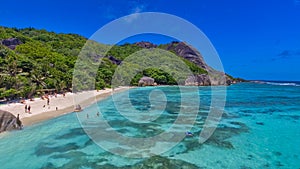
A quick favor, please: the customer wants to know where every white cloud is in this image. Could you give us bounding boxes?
[132,5,144,13]
[124,5,145,23]
[97,1,147,22]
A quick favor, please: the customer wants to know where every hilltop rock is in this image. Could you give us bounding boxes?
[136,41,211,71]
[0,110,23,133]
[135,41,157,49]
[1,38,22,50]
[167,42,238,85]
[166,41,209,70]
[138,76,155,86]
[133,41,243,86]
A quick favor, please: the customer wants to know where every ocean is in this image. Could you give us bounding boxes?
[261,80,300,87]
[0,82,299,169]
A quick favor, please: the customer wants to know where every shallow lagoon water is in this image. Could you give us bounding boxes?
[0,83,299,168]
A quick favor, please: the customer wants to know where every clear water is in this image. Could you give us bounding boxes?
[0,83,299,169]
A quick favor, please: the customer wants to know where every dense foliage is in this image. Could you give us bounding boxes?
[0,27,86,100]
[0,26,208,100]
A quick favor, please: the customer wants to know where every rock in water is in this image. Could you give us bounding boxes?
[0,110,23,133]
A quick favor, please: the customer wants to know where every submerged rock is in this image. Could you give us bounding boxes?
[0,110,23,133]
[256,122,264,125]
[131,156,200,169]
[35,142,80,156]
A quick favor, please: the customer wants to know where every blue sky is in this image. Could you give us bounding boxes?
[1,0,300,81]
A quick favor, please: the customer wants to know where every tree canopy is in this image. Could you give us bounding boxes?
[0,26,211,100]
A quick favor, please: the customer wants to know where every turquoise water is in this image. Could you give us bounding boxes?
[0,83,300,168]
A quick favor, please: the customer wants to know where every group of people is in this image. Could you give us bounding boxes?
[24,105,31,113]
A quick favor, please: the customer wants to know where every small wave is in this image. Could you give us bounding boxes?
[265,82,300,87]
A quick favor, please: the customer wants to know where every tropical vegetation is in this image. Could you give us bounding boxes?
[0,26,210,100]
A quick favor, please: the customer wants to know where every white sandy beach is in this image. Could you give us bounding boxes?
[0,87,130,126]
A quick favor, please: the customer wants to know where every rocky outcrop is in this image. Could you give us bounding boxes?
[74,105,82,112]
[135,41,157,49]
[138,76,155,86]
[1,38,22,50]
[0,110,23,133]
[185,74,232,86]
[185,74,211,86]
[108,56,122,65]
[126,41,242,86]
[167,42,238,86]
[166,41,210,70]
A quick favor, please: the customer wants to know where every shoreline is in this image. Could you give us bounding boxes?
[0,87,131,126]
[0,83,244,129]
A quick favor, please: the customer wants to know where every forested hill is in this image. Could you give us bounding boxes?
[0,26,241,100]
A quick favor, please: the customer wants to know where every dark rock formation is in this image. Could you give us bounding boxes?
[185,74,211,86]
[74,105,82,112]
[256,122,264,125]
[185,74,232,86]
[138,76,155,86]
[108,56,122,65]
[135,41,157,49]
[0,110,23,133]
[136,41,208,70]
[130,41,242,86]
[1,38,22,50]
[166,42,240,85]
[166,41,209,70]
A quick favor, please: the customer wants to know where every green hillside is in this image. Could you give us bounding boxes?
[0,26,215,100]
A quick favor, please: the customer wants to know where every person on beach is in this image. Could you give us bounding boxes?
[96,112,99,117]
[25,105,27,113]
[47,98,50,105]
[16,114,23,129]
[28,105,31,113]
[56,107,58,111]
